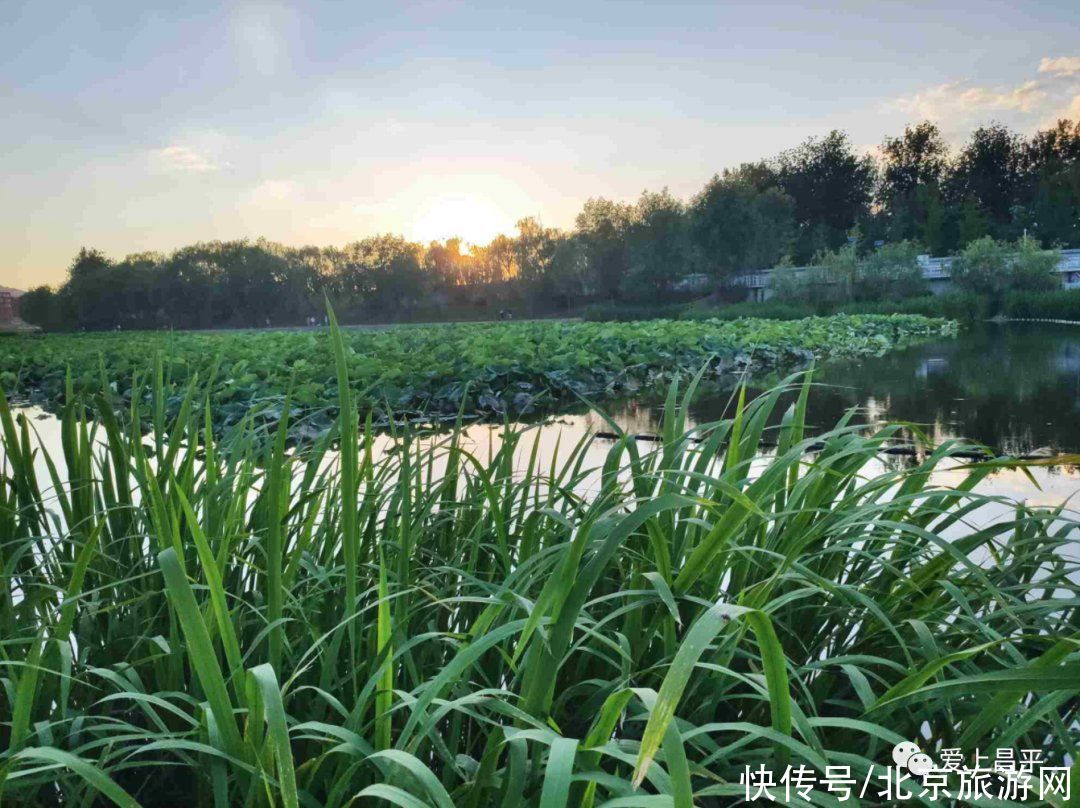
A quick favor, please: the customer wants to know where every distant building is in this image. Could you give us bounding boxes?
[672,273,711,293]
[0,286,23,321]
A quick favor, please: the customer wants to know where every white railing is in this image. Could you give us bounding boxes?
[732,248,1080,289]
[1059,249,1080,271]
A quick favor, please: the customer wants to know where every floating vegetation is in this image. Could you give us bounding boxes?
[0,314,955,441]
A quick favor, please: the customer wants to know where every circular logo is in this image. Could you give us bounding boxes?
[907,753,934,777]
[892,741,921,768]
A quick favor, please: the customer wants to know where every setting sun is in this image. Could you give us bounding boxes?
[409,192,515,247]
[4,3,1080,804]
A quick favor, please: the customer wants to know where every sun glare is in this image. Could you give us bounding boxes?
[410,193,513,247]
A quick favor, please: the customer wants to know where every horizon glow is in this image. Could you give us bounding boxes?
[2,1,1080,288]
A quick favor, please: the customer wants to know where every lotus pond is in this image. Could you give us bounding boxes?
[0,314,954,440]
[3,315,1079,808]
[2,311,1080,808]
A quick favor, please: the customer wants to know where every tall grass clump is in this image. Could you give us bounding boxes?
[1,316,1078,807]
[1003,288,1080,321]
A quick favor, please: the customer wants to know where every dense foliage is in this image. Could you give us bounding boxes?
[0,315,954,439]
[1,332,1076,807]
[768,235,1060,307]
[591,289,1080,324]
[851,241,930,302]
[689,295,994,324]
[19,120,1080,331]
[1000,288,1080,321]
[950,235,1062,298]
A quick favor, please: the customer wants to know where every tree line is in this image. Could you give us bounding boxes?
[769,234,1063,306]
[20,119,1080,331]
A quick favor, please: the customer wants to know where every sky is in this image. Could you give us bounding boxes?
[3,1,1080,289]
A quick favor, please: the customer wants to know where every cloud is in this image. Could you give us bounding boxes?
[233,3,294,76]
[886,56,1080,135]
[149,145,225,173]
[1038,56,1080,77]
[1044,93,1080,126]
[888,79,1046,120]
[249,179,297,203]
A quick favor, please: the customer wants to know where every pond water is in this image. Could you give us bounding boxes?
[8,322,1080,509]
[565,321,1080,454]
[518,321,1080,508]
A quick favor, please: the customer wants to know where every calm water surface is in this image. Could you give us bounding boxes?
[580,321,1080,455]
[522,322,1080,508]
[10,322,1080,507]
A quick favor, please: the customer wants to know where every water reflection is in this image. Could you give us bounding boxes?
[564,322,1080,456]
[706,322,1080,457]
[7,323,1080,508]
[533,322,1080,507]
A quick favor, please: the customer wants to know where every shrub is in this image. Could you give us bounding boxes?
[928,292,990,321]
[951,235,1061,298]
[1002,288,1080,320]
[769,242,930,305]
[684,299,821,320]
[1009,235,1061,292]
[949,236,1012,297]
[853,241,928,301]
[837,293,989,321]
[809,243,858,301]
[581,301,688,321]
[768,264,845,303]
[687,293,990,322]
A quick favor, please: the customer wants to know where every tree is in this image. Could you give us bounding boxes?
[774,130,876,262]
[689,173,794,284]
[622,189,689,301]
[18,286,64,330]
[1016,119,1080,247]
[916,183,948,254]
[208,241,308,327]
[951,234,1061,301]
[544,235,586,308]
[424,238,472,287]
[473,235,517,285]
[24,120,1080,332]
[947,124,1023,237]
[768,265,836,303]
[63,247,117,329]
[879,122,949,200]
[954,197,991,247]
[68,247,111,279]
[809,242,858,302]
[107,252,159,328]
[154,246,217,328]
[877,122,950,246]
[344,235,426,314]
[512,218,583,308]
[575,198,633,299]
[514,217,558,287]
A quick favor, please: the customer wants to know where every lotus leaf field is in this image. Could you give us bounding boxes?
[0,314,955,439]
[0,314,1077,808]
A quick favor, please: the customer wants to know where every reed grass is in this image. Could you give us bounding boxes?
[0,316,1077,807]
